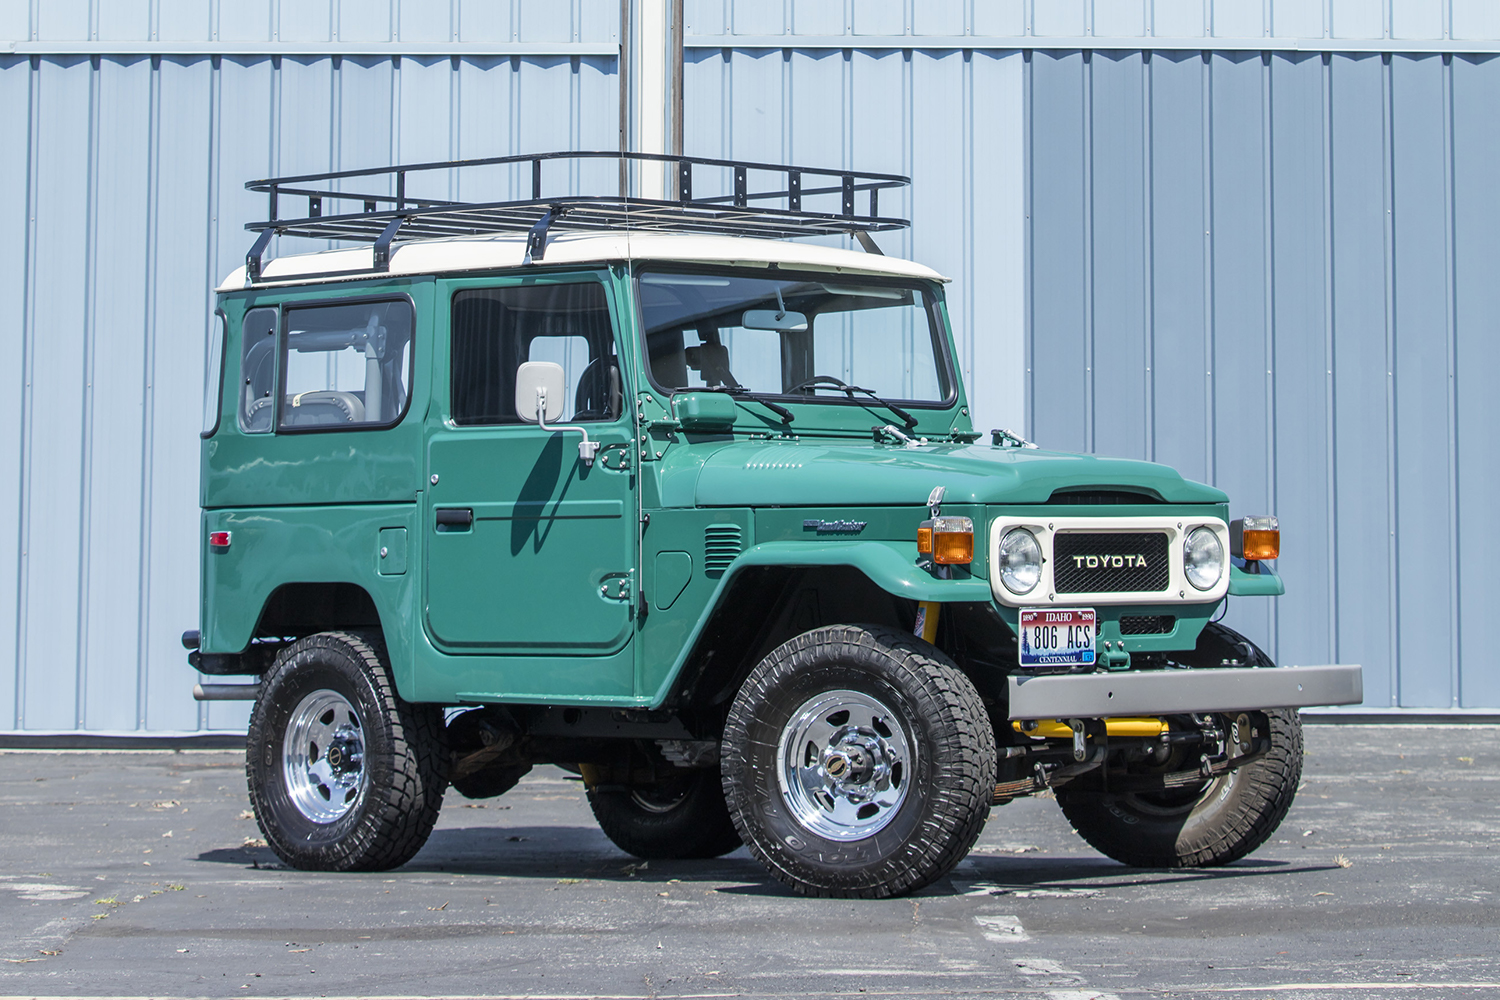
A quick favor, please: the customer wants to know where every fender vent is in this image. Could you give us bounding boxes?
[704,524,744,577]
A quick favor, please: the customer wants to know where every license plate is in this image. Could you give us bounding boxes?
[1019,608,1097,668]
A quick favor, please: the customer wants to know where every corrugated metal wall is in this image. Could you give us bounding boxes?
[3,0,1497,731]
[1024,47,1499,710]
[687,0,1498,710]
[0,0,620,733]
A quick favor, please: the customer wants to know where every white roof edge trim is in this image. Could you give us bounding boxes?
[217,232,949,291]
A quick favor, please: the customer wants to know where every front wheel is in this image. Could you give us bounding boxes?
[246,631,449,871]
[1056,708,1304,868]
[721,624,996,899]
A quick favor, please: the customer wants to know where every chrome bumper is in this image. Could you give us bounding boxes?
[1007,664,1363,720]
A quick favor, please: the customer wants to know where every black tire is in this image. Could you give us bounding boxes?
[246,631,449,872]
[1056,708,1303,868]
[721,624,996,899]
[588,769,743,860]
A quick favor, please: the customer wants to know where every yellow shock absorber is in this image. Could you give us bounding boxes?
[1013,717,1169,738]
[915,600,940,643]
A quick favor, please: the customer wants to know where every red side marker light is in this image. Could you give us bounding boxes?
[208,531,232,549]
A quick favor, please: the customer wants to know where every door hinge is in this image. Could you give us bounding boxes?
[599,574,632,602]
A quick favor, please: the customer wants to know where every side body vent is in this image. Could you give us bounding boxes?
[704,524,744,577]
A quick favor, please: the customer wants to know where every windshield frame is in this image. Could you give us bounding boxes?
[632,262,959,411]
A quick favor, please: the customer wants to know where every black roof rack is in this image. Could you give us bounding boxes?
[243,151,910,282]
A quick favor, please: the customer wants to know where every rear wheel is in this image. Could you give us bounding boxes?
[246,631,448,871]
[588,768,743,860]
[1056,708,1303,868]
[721,624,996,899]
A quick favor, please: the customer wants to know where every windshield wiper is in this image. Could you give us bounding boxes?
[675,385,794,425]
[787,375,918,430]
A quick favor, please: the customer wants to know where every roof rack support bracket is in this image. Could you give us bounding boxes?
[678,159,693,203]
[853,230,884,255]
[245,228,275,284]
[373,215,405,272]
[526,206,565,262]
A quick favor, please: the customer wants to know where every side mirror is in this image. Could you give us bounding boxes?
[513,360,600,468]
[515,361,566,423]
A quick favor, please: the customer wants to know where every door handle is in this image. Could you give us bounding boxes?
[435,508,473,530]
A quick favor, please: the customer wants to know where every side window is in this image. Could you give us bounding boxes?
[238,307,279,433]
[279,299,414,431]
[202,312,226,436]
[450,282,619,425]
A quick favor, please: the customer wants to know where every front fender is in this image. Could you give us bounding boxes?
[646,539,988,706]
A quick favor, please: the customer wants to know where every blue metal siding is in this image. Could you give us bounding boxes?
[3,0,1500,731]
[0,1,619,733]
[686,2,1499,709]
[1026,47,1499,708]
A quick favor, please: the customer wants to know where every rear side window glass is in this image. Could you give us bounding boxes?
[279,299,414,431]
[238,307,279,433]
[450,282,620,425]
[202,312,226,436]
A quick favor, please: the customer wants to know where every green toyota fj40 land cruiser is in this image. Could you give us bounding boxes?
[188,153,1362,898]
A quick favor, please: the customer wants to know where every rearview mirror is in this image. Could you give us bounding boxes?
[515,361,565,423]
[742,308,808,333]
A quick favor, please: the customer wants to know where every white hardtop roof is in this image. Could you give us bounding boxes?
[216,231,948,292]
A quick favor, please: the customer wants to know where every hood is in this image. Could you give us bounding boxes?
[688,440,1227,507]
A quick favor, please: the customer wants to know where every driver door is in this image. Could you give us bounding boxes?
[423,274,636,662]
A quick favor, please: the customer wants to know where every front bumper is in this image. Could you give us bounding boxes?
[1008,663,1364,719]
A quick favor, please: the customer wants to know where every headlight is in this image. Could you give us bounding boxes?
[998,528,1043,595]
[1183,527,1224,591]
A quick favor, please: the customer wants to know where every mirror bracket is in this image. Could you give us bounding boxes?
[535,387,600,467]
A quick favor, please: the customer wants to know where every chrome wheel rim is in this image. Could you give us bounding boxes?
[282,689,368,824]
[776,689,913,841]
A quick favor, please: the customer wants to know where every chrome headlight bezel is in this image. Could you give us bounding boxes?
[997,527,1043,596]
[1183,526,1225,591]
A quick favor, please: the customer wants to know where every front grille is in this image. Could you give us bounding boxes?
[1053,532,1169,594]
[704,524,744,576]
[1119,614,1176,635]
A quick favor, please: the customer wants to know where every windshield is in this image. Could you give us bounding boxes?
[638,267,951,404]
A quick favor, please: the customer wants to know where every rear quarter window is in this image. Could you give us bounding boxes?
[277,299,415,432]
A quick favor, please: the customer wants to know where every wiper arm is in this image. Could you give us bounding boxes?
[676,385,794,425]
[787,374,918,430]
[847,386,918,430]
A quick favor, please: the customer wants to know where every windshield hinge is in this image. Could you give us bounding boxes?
[991,427,1039,449]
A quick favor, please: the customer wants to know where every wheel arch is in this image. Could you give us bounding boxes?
[650,541,1008,716]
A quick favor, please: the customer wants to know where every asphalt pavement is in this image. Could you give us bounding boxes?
[1,723,1497,999]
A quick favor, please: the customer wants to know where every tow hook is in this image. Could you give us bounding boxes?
[1067,719,1087,762]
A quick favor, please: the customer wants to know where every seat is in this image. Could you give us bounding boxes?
[282,390,366,426]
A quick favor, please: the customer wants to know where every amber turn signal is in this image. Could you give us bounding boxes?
[1231,516,1279,561]
[921,515,973,565]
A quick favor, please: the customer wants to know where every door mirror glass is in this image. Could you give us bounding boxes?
[741,308,808,332]
[515,361,566,423]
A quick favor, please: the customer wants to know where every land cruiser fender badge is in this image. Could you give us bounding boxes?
[803,519,868,534]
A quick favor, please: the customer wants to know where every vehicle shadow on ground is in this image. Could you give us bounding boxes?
[196,826,1334,898]
[950,854,1339,894]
